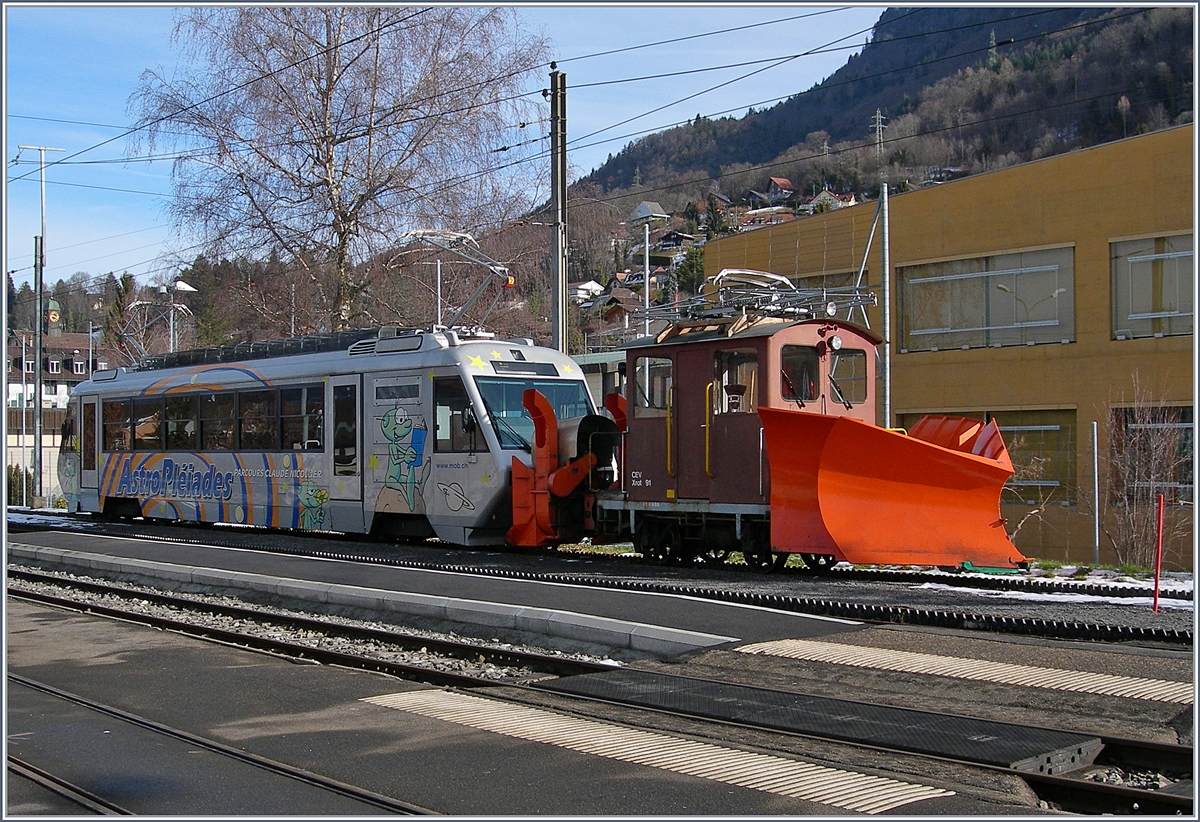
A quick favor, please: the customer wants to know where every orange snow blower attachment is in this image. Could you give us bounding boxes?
[508,389,620,548]
[759,407,1027,569]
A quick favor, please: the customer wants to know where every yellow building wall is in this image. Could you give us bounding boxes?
[705,125,1194,568]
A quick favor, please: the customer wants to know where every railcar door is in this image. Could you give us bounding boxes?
[675,347,711,499]
[708,346,768,504]
[329,375,361,503]
[624,352,676,502]
[80,396,99,496]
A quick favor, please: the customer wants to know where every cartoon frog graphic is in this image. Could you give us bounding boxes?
[376,407,430,515]
[297,481,329,530]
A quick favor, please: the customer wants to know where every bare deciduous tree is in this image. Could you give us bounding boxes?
[1102,377,1193,567]
[131,7,550,331]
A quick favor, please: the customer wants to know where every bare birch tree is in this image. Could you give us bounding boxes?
[130,7,550,331]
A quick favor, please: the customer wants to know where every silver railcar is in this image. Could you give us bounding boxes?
[58,327,595,546]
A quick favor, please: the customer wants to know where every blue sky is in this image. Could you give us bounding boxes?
[4,4,882,292]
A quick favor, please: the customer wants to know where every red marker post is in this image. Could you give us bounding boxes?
[1152,493,1165,613]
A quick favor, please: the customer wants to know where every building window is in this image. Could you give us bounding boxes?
[898,246,1075,351]
[1111,234,1193,339]
[24,360,35,373]
[48,360,61,374]
[1110,405,1193,505]
[898,408,1076,503]
[73,361,87,375]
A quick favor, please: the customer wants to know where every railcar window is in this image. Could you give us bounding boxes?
[61,403,77,452]
[714,349,758,414]
[632,356,673,418]
[83,400,97,471]
[239,390,278,450]
[102,399,131,451]
[165,395,198,450]
[200,393,236,450]
[829,349,868,405]
[333,384,358,475]
[133,398,164,450]
[780,346,820,403]
[434,377,477,453]
[473,377,592,450]
[281,384,324,450]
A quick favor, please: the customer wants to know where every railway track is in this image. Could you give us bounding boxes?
[10,512,1192,647]
[8,569,1192,815]
[9,673,433,815]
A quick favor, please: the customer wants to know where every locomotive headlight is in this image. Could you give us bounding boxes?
[825,301,837,317]
[830,334,843,351]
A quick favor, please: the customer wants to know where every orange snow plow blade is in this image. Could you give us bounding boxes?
[759,408,1027,568]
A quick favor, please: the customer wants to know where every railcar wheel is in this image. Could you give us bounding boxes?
[745,547,776,573]
[657,522,686,564]
[697,546,732,566]
[800,553,837,573]
[635,522,663,565]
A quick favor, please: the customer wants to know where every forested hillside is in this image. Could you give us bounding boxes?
[583,6,1192,207]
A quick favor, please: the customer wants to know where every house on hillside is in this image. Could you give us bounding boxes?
[739,206,796,231]
[568,279,605,304]
[798,189,857,215]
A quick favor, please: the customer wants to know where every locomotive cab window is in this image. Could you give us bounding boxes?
[714,349,757,414]
[435,377,476,453]
[829,349,868,405]
[474,377,593,451]
[61,402,77,452]
[780,346,820,403]
[632,356,672,418]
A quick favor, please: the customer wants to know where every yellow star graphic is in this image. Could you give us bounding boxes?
[490,350,503,360]
[562,363,574,374]
[469,354,486,370]
[481,473,491,484]
[428,369,436,380]
[368,454,380,470]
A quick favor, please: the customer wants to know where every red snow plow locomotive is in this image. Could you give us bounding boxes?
[508,269,1029,572]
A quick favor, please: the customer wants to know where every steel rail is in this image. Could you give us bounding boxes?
[9,514,1192,646]
[9,673,435,815]
[7,571,615,682]
[8,755,134,815]
[11,511,1192,599]
[11,581,1190,816]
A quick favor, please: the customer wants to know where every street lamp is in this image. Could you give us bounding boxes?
[628,203,670,338]
[17,144,65,503]
[160,280,198,352]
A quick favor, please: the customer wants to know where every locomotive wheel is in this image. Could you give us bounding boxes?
[697,545,732,566]
[635,522,665,565]
[800,553,838,573]
[656,522,686,564]
[745,547,776,573]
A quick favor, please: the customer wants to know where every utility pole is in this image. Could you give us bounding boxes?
[871,111,892,428]
[19,144,65,503]
[32,236,43,500]
[548,64,569,354]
